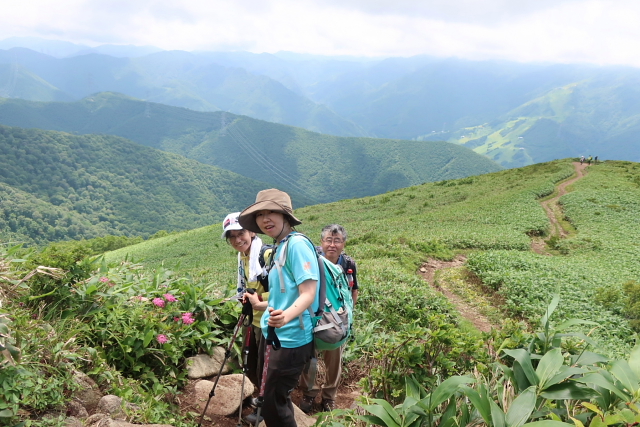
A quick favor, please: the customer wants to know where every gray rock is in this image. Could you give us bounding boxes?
[293,404,316,427]
[194,374,255,416]
[186,347,232,379]
[85,413,109,427]
[97,395,126,420]
[64,416,84,427]
[72,371,103,413]
[85,414,173,427]
[67,400,89,419]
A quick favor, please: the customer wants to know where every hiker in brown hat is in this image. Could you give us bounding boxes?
[239,189,319,427]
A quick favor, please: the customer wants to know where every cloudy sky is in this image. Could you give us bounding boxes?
[1,0,639,66]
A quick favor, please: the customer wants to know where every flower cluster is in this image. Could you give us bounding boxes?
[151,294,179,308]
[156,334,168,344]
[181,312,195,324]
[164,293,178,302]
[99,276,116,287]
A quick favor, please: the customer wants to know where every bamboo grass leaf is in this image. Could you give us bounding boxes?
[505,386,536,427]
[504,349,539,385]
[536,348,563,390]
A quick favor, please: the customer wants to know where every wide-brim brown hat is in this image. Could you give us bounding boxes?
[238,189,302,234]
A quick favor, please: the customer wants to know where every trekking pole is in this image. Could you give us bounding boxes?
[236,323,252,426]
[197,291,254,427]
[253,326,280,427]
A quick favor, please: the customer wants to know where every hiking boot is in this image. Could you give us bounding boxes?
[321,399,336,412]
[300,395,315,414]
[244,410,264,425]
[246,397,260,408]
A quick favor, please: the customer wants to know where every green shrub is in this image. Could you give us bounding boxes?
[22,241,95,317]
[623,280,640,332]
[355,315,487,404]
[74,263,232,388]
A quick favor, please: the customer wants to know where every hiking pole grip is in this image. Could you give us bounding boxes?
[266,325,280,350]
[242,288,255,325]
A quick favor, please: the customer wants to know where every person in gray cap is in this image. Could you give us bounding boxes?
[220,212,270,414]
[239,189,320,427]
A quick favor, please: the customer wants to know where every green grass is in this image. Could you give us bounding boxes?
[106,159,640,356]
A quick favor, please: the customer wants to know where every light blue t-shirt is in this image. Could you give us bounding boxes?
[261,233,320,348]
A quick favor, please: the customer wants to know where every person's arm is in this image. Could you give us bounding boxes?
[244,291,268,311]
[267,279,317,328]
[350,259,359,306]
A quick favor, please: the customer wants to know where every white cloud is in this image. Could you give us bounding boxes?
[1,0,640,66]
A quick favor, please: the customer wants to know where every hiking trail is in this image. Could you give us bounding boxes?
[419,255,496,333]
[531,161,588,254]
[420,161,590,332]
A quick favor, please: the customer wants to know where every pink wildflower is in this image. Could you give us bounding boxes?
[174,317,181,322]
[163,293,178,302]
[133,295,148,302]
[156,334,168,344]
[152,298,165,308]
[182,312,195,325]
[99,277,110,283]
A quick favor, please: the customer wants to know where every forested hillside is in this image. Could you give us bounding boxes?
[0,124,305,245]
[0,93,503,203]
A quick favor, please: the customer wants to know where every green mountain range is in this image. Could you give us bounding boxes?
[0,124,299,245]
[0,93,503,204]
[4,41,640,168]
[442,71,640,167]
[0,47,363,136]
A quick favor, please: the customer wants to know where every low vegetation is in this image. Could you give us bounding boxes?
[2,158,640,426]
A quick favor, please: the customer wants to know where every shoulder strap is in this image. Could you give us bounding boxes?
[272,232,324,329]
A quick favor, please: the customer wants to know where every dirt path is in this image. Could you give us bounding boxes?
[419,255,496,333]
[532,162,588,253]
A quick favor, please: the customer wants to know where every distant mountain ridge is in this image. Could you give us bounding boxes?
[0,47,364,137]
[0,93,503,203]
[3,38,640,167]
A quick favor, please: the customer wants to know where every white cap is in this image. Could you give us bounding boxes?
[221,212,243,239]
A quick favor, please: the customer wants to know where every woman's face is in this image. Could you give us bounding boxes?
[255,210,288,240]
[227,229,255,254]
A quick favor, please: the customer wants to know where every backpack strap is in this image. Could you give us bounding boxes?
[272,232,323,330]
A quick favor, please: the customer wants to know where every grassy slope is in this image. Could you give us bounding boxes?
[106,159,640,355]
[0,93,503,203]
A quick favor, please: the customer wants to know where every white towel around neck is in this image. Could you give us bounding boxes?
[237,236,265,290]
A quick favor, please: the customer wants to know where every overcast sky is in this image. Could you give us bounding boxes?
[1,0,639,66]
